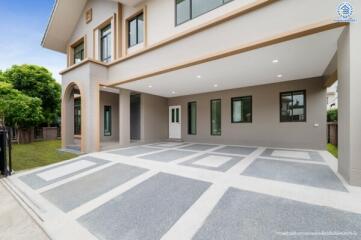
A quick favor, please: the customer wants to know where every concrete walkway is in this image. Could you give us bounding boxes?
[0,180,48,240]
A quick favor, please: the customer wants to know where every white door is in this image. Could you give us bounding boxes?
[169,106,181,139]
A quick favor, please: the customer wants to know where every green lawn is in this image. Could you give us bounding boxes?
[327,143,338,158]
[12,140,78,171]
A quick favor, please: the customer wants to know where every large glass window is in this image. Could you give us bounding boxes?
[188,102,197,135]
[104,106,112,136]
[211,99,221,136]
[100,24,112,62]
[280,90,306,122]
[176,0,232,25]
[74,98,81,135]
[128,13,144,48]
[231,96,252,123]
[73,41,84,64]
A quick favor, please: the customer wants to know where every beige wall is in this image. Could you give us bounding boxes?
[140,93,169,142]
[169,77,327,150]
[338,0,361,186]
[100,91,119,142]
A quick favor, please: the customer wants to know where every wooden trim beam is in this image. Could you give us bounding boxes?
[324,70,338,88]
[106,20,348,87]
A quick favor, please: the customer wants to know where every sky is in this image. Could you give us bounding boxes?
[0,0,65,82]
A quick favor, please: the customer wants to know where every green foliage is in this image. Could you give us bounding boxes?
[3,65,61,125]
[0,82,43,128]
[327,109,338,122]
[327,144,338,158]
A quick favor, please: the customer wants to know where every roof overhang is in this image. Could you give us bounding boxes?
[115,27,344,98]
[42,0,146,53]
[42,0,88,53]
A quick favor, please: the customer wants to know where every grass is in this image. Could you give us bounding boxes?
[11,140,78,171]
[327,143,338,158]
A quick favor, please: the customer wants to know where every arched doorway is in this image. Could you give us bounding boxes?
[62,82,84,152]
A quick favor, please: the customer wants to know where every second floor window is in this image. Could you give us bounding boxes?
[100,24,112,62]
[73,41,84,64]
[176,0,232,25]
[128,13,144,48]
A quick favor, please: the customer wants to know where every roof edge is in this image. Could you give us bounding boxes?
[41,0,59,48]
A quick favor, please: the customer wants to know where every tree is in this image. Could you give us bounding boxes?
[0,82,43,143]
[3,65,61,125]
[327,109,338,122]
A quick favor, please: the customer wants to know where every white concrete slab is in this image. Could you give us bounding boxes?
[193,155,232,168]
[271,150,311,160]
[37,160,96,181]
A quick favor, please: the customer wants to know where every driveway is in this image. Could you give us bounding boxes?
[6,142,361,240]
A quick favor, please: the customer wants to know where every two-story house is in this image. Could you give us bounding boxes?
[42,0,361,186]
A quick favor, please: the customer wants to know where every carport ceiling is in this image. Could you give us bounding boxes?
[117,28,343,98]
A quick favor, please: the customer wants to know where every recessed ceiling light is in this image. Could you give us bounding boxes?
[213,84,218,88]
[277,74,283,78]
[272,59,279,63]
[196,75,202,79]
[171,91,176,94]
[148,85,152,88]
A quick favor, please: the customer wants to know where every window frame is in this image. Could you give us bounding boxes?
[188,101,197,135]
[104,105,112,136]
[280,90,307,123]
[210,99,222,136]
[127,12,144,48]
[74,97,81,135]
[100,24,112,63]
[175,0,233,26]
[73,41,85,64]
[231,96,252,123]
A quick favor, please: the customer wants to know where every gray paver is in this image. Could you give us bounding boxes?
[181,153,243,172]
[242,158,347,192]
[139,150,196,162]
[213,146,257,155]
[42,163,147,212]
[78,173,210,240]
[261,148,324,162]
[109,146,160,156]
[194,188,361,240]
[19,157,109,190]
[180,144,219,151]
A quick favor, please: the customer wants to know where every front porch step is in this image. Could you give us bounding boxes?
[165,138,184,142]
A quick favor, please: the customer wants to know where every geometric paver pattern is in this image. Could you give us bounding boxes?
[7,142,361,240]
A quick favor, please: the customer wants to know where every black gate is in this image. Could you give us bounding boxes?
[0,127,12,176]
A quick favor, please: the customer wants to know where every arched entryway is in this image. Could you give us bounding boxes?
[62,82,85,152]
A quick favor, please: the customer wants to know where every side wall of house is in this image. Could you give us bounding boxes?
[168,77,326,149]
[141,93,169,142]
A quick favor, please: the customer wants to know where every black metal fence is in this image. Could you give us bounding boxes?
[0,127,12,176]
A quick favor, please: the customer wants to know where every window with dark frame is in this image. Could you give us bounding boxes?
[128,12,144,48]
[100,24,112,62]
[210,99,221,136]
[188,102,197,135]
[73,41,84,64]
[74,98,81,135]
[176,0,233,25]
[104,105,112,136]
[280,90,306,122]
[231,96,252,123]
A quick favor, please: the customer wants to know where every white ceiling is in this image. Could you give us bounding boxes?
[118,28,343,98]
